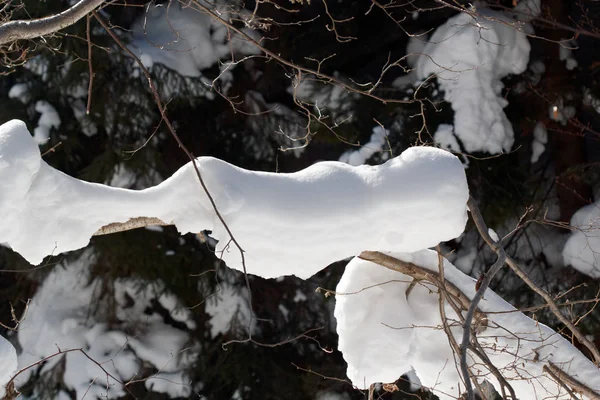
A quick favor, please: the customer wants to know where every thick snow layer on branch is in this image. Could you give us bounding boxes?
[335,250,600,399]
[416,10,530,154]
[0,120,468,279]
[0,335,17,398]
[563,200,600,278]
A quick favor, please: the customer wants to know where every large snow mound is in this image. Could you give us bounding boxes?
[335,249,600,399]
[416,10,530,154]
[0,120,469,279]
[563,200,600,278]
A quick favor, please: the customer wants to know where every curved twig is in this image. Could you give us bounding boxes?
[0,0,105,45]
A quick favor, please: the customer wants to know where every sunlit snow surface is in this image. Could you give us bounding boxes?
[0,335,17,398]
[335,249,600,399]
[416,9,530,154]
[0,120,468,279]
[563,200,600,278]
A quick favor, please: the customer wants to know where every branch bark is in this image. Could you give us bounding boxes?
[461,197,507,400]
[358,251,487,326]
[544,362,600,400]
[0,0,105,45]
[94,217,170,236]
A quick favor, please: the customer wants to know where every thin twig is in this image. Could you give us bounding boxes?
[460,197,507,400]
[93,10,258,335]
[40,141,62,157]
[86,14,93,114]
[545,362,600,399]
[467,197,600,366]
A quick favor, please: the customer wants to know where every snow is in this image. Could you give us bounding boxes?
[487,228,499,242]
[334,249,600,399]
[529,60,546,86]
[563,201,600,278]
[514,0,541,22]
[415,9,530,154]
[0,335,17,398]
[145,372,191,397]
[559,39,578,71]
[405,36,428,69]
[0,120,469,279]
[16,251,197,398]
[434,124,460,152]
[315,391,350,400]
[291,73,358,126]
[109,163,137,188]
[33,100,61,144]
[531,121,547,163]
[245,90,307,156]
[584,87,600,115]
[404,368,422,391]
[293,290,307,302]
[130,2,259,78]
[8,83,29,103]
[454,247,477,274]
[205,283,252,337]
[339,126,388,165]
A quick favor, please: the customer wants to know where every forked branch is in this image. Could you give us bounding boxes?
[467,197,600,366]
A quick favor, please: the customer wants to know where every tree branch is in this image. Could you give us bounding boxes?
[0,0,105,45]
[358,251,487,324]
[460,197,507,400]
[544,362,600,400]
[94,217,170,236]
[467,197,600,366]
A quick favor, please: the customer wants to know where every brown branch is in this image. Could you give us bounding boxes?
[0,0,105,45]
[467,197,600,366]
[94,217,170,236]
[358,251,487,325]
[188,0,412,105]
[461,197,507,400]
[92,10,259,338]
[544,362,600,399]
[86,14,93,114]
[40,141,62,157]
[436,247,469,394]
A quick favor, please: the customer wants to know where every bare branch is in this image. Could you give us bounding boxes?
[544,362,600,399]
[468,197,600,366]
[461,197,507,400]
[0,0,105,45]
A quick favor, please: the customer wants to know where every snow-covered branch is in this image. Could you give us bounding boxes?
[335,250,600,399]
[0,0,104,45]
[0,119,468,279]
